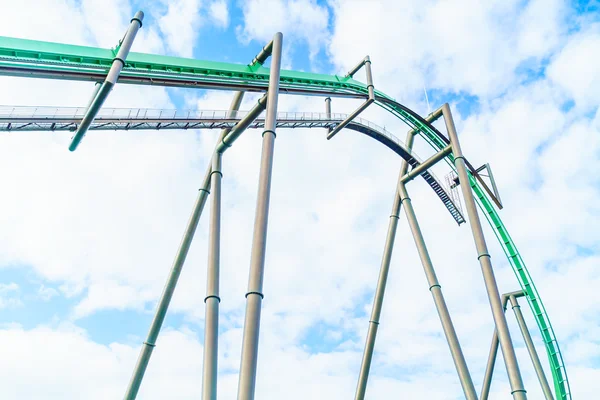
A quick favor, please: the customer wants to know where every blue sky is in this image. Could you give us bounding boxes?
[0,0,598,399]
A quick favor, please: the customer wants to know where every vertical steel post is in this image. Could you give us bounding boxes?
[396,183,477,400]
[201,91,245,400]
[442,103,527,399]
[237,32,283,400]
[202,154,222,400]
[509,295,554,400]
[354,129,415,400]
[124,91,247,400]
[324,97,332,133]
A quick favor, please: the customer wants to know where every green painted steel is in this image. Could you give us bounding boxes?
[0,35,571,399]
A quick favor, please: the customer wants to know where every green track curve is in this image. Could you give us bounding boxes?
[0,35,571,399]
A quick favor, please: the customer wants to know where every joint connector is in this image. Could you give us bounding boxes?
[143,341,156,348]
[245,291,264,299]
[221,137,232,149]
[368,320,380,325]
[131,17,143,28]
[204,295,221,303]
[131,11,144,27]
[477,253,491,260]
[429,284,441,291]
[112,57,126,66]
[210,170,223,178]
[199,188,210,195]
[262,129,276,138]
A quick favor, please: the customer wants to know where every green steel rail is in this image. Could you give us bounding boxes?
[0,35,571,399]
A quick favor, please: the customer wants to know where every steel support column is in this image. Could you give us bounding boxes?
[397,181,478,400]
[327,56,374,140]
[354,108,446,400]
[324,97,332,133]
[124,90,260,400]
[201,91,245,400]
[123,169,211,400]
[69,11,143,151]
[237,32,283,400]
[354,129,415,400]
[442,103,527,399]
[202,154,222,400]
[480,294,510,400]
[509,295,554,400]
[400,144,452,183]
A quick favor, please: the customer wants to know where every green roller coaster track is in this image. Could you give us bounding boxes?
[0,35,571,399]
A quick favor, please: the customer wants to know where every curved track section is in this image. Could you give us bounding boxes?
[0,36,570,398]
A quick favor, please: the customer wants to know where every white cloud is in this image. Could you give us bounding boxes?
[327,0,569,101]
[210,0,230,28]
[547,23,600,110]
[157,0,203,57]
[38,285,59,302]
[0,283,22,309]
[237,0,330,60]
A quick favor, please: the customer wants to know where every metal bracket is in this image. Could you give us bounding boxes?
[327,56,374,140]
[451,162,503,209]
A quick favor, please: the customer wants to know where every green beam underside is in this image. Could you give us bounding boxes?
[0,35,571,399]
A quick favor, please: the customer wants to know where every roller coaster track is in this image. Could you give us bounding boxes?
[0,35,570,399]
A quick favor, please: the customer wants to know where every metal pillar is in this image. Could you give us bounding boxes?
[509,295,554,400]
[123,170,211,400]
[124,91,266,400]
[400,144,452,183]
[354,109,445,400]
[202,154,222,400]
[324,97,332,133]
[327,56,374,140]
[442,103,527,399]
[69,11,143,151]
[396,184,477,400]
[236,32,283,400]
[480,294,510,400]
[201,91,245,400]
[354,129,414,400]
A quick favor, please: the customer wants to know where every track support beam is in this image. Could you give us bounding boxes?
[202,90,245,400]
[324,97,332,134]
[69,11,143,151]
[354,108,450,400]
[123,92,266,400]
[509,295,554,400]
[443,103,527,400]
[327,56,374,140]
[400,144,452,183]
[397,181,477,399]
[237,32,283,400]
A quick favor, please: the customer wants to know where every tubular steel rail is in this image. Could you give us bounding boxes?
[0,31,570,399]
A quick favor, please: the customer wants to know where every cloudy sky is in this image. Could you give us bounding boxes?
[0,0,598,399]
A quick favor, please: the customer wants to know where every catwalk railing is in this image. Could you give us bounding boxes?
[0,105,465,225]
